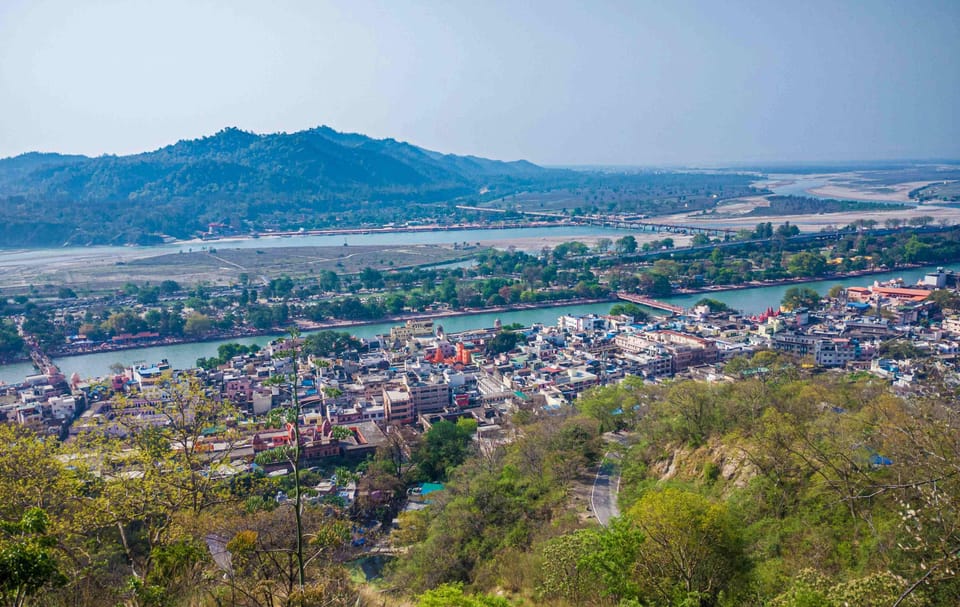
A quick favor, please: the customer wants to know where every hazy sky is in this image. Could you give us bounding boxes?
[1,0,958,165]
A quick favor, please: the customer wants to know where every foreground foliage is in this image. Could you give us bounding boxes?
[385,356,960,606]
[5,352,960,606]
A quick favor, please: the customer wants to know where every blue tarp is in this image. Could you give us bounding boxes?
[420,483,445,495]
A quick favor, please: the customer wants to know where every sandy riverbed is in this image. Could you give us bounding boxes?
[0,230,694,291]
[665,203,960,232]
[807,180,942,203]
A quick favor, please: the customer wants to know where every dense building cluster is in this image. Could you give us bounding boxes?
[2,267,959,469]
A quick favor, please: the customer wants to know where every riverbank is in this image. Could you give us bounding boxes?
[294,296,617,332]
[806,181,937,203]
[37,263,937,361]
[671,264,928,298]
[197,220,568,244]
[0,225,637,291]
[4,262,956,385]
[45,296,617,360]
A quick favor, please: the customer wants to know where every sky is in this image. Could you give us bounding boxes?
[1,0,958,166]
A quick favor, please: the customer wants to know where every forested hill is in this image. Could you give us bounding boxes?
[0,127,559,246]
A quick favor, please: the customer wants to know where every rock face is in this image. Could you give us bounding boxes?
[649,439,758,491]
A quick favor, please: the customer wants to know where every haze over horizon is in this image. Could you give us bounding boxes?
[1,0,958,166]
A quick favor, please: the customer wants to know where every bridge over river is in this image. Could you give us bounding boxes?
[616,292,687,315]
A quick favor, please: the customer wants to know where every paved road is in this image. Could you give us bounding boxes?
[591,452,621,526]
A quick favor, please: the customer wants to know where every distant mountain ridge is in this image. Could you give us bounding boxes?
[0,126,556,246]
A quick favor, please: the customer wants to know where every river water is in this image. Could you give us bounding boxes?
[0,225,629,384]
[757,174,830,198]
[0,220,954,384]
[662,264,958,312]
[1,263,952,385]
[0,225,637,270]
[0,302,619,384]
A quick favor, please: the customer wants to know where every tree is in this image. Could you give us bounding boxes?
[753,222,774,239]
[159,280,180,295]
[318,270,339,292]
[384,293,407,315]
[626,488,746,605]
[710,247,724,266]
[183,312,213,336]
[359,267,384,289]
[301,331,361,358]
[786,252,827,277]
[552,241,588,260]
[594,237,613,253]
[902,235,934,263]
[263,329,308,593]
[101,310,146,336]
[694,298,731,313]
[878,339,921,360]
[576,377,649,432]
[330,426,353,440]
[657,380,730,446]
[781,286,821,311]
[609,302,649,322]
[486,330,521,355]
[267,275,295,298]
[639,272,671,297]
[776,222,800,237]
[412,420,475,481]
[0,508,64,606]
[537,531,607,605]
[577,517,645,601]
[97,374,242,585]
[927,289,960,310]
[827,284,846,299]
[391,510,430,548]
[416,583,511,607]
[220,505,353,607]
[615,235,638,255]
[0,321,24,362]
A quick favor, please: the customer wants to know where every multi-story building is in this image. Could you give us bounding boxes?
[772,333,860,367]
[389,319,435,343]
[558,314,608,333]
[383,389,414,424]
[403,375,450,414]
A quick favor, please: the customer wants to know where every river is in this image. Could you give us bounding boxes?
[0,225,637,271]
[0,301,620,384]
[757,173,908,205]
[757,174,830,198]
[661,263,957,313]
[0,263,952,384]
[0,229,955,384]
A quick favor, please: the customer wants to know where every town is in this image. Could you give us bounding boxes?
[4,262,956,478]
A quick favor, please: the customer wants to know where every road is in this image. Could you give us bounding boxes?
[590,451,621,526]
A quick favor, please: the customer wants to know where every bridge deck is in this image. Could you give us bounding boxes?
[616,292,686,315]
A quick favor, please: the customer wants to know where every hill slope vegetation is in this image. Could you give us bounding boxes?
[0,127,557,246]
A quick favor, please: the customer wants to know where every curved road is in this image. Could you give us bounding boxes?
[590,451,621,526]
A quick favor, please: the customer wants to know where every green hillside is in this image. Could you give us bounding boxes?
[0,127,555,246]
